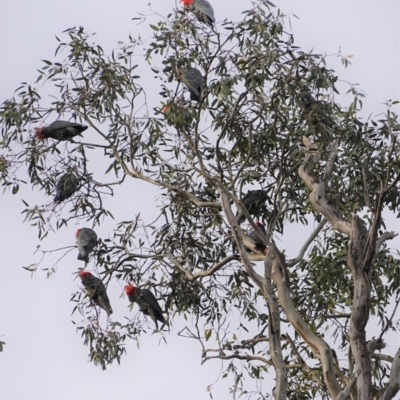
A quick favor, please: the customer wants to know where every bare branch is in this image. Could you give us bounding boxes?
[264,252,287,399]
[380,348,400,400]
[203,350,272,366]
[287,218,327,267]
[166,253,238,281]
[324,141,339,183]
[111,147,222,209]
[193,255,239,279]
[362,167,373,212]
[298,139,351,236]
[76,141,110,149]
[336,373,358,400]
[375,231,398,254]
[348,215,372,398]
[379,296,400,341]
[166,253,194,281]
[285,334,324,387]
[372,354,394,363]
[270,243,342,398]
[236,336,268,348]
[325,313,351,319]
[247,253,269,262]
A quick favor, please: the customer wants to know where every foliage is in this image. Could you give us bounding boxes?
[1,0,399,398]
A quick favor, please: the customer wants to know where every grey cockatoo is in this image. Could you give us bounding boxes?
[247,221,267,252]
[161,103,192,135]
[75,228,97,263]
[237,190,269,224]
[298,92,333,128]
[124,284,166,329]
[53,173,79,202]
[181,67,203,102]
[79,271,113,316]
[35,120,87,141]
[181,0,215,27]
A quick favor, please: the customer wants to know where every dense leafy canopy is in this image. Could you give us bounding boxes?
[1,1,399,398]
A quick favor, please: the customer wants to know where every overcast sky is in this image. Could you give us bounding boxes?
[0,1,399,399]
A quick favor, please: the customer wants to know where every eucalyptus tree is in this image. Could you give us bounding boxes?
[1,1,399,399]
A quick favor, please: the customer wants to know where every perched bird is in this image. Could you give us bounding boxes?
[35,120,87,141]
[247,221,267,252]
[124,284,166,329]
[298,92,333,130]
[76,228,97,263]
[161,104,192,135]
[53,173,79,202]
[181,68,203,102]
[181,0,215,27]
[237,190,269,224]
[79,271,113,316]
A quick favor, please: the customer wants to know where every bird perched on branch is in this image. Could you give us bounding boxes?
[79,271,113,316]
[298,92,333,137]
[180,0,215,27]
[237,190,269,224]
[161,103,192,135]
[247,221,267,252]
[181,67,203,103]
[76,228,97,263]
[124,284,166,329]
[35,120,87,141]
[53,173,79,202]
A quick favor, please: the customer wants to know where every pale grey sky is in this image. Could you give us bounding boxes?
[0,1,399,399]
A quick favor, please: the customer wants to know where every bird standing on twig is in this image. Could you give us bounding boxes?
[125,284,166,329]
[180,0,215,27]
[181,67,204,103]
[79,271,113,316]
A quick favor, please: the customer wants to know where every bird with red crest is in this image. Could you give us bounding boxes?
[124,284,166,329]
[35,120,87,141]
[180,0,215,27]
[79,271,113,316]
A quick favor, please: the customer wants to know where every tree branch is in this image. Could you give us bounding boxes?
[112,147,223,209]
[285,333,325,387]
[380,348,400,400]
[298,138,351,236]
[379,296,400,341]
[269,242,342,398]
[219,188,265,290]
[166,253,238,281]
[287,218,327,267]
[336,373,358,400]
[372,354,394,363]
[203,351,272,366]
[348,215,372,399]
[375,231,398,254]
[264,252,287,399]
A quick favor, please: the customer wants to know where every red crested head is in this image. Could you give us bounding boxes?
[124,284,137,296]
[75,229,81,238]
[79,270,92,280]
[180,0,194,7]
[34,127,45,140]
[255,221,264,228]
